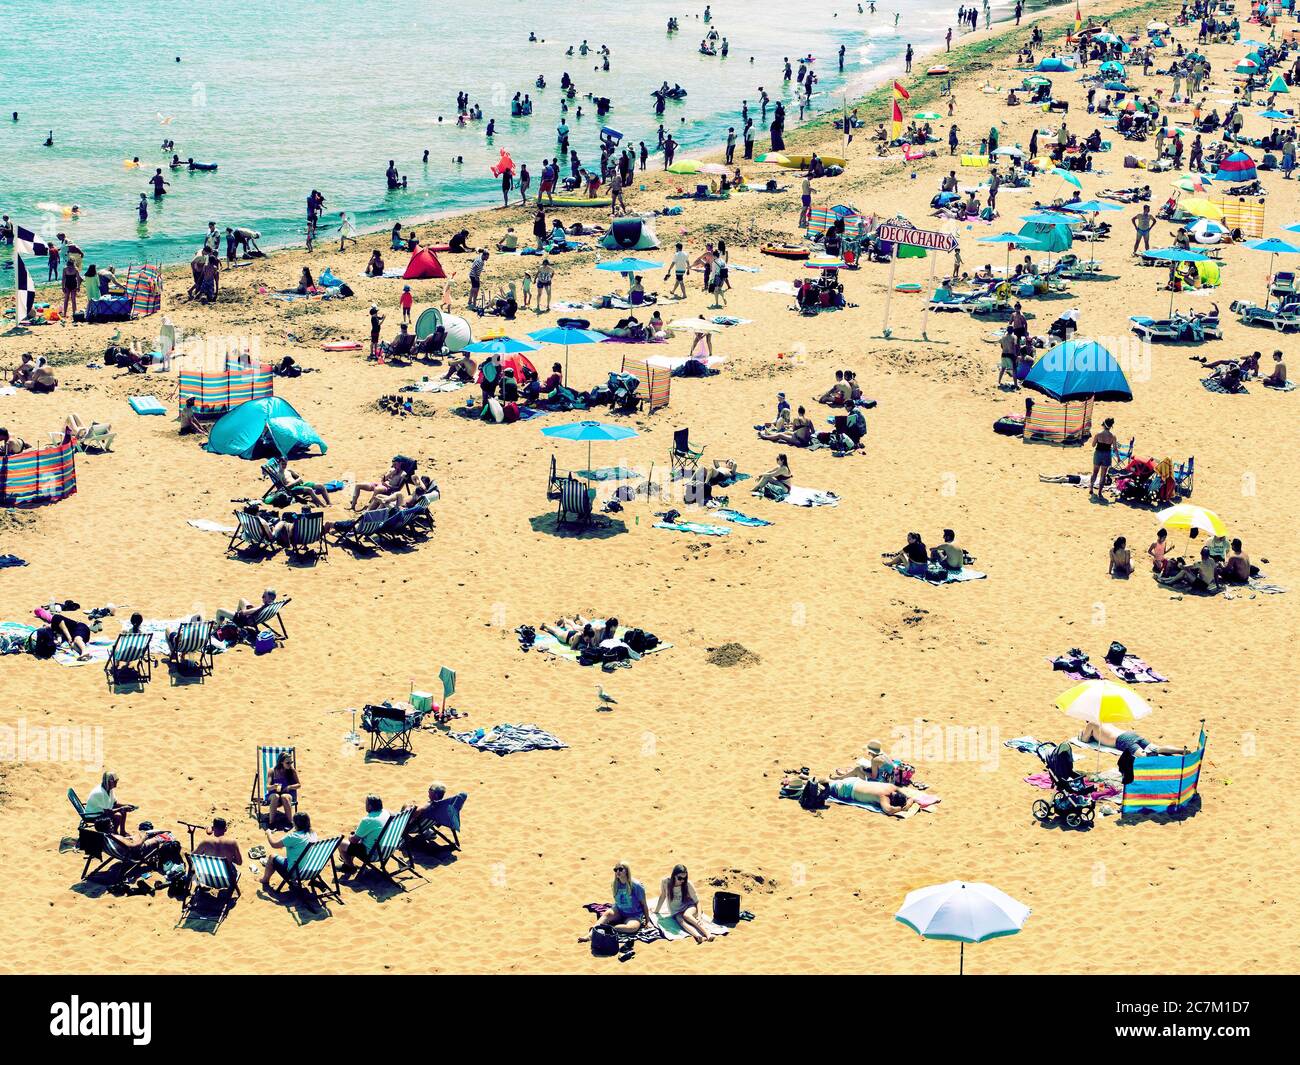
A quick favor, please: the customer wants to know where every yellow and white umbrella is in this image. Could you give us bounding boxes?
[1180,197,1224,220]
[1055,679,1153,724]
[1157,503,1226,536]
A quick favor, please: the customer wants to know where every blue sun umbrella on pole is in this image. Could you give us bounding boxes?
[540,419,639,476]
[528,325,607,387]
[1145,247,1211,316]
[1024,340,1133,403]
[1244,237,1300,303]
[461,335,543,355]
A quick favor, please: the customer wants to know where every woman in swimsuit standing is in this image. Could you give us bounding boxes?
[1089,417,1117,497]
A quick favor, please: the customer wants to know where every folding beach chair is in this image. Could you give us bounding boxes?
[77,828,151,884]
[179,852,241,928]
[67,787,100,831]
[669,428,705,478]
[332,506,392,551]
[1174,456,1194,497]
[226,509,280,557]
[556,476,597,527]
[104,631,154,688]
[546,455,566,500]
[1110,436,1135,468]
[1270,270,1297,298]
[266,835,343,912]
[362,704,420,756]
[168,620,215,678]
[247,745,297,825]
[352,808,423,886]
[376,497,432,544]
[284,510,328,561]
[242,597,291,642]
[408,792,468,851]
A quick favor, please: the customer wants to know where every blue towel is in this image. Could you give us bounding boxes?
[715,508,772,527]
[654,521,730,536]
[449,723,568,756]
[0,555,27,569]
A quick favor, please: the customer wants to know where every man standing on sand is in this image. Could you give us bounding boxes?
[949,124,959,154]
[665,242,690,299]
[338,211,357,251]
[946,28,952,51]
[905,43,913,73]
[662,134,677,169]
[1132,204,1154,256]
[799,174,813,229]
[725,126,736,164]
[468,249,487,310]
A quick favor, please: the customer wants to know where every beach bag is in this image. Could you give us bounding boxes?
[890,761,916,787]
[712,891,742,925]
[590,926,620,957]
[1105,641,1127,666]
[30,627,57,660]
[217,624,241,645]
[799,779,829,811]
[761,482,790,502]
[254,631,277,656]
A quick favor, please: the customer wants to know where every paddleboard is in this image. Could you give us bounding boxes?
[321,341,362,351]
[546,196,612,207]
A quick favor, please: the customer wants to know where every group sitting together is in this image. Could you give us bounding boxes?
[883,529,969,577]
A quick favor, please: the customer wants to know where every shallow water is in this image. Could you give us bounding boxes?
[0,0,1022,277]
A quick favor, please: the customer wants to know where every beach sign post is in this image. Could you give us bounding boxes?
[876,223,957,340]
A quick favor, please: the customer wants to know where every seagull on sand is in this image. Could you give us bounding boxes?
[597,685,618,710]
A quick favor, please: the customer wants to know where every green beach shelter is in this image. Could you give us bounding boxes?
[206,397,327,460]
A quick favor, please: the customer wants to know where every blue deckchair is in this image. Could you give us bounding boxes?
[105,631,154,688]
[168,620,215,677]
[267,835,343,911]
[179,852,241,928]
[247,745,297,825]
[409,792,468,851]
[351,807,423,885]
[332,506,392,551]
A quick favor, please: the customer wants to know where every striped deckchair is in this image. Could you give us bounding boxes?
[125,263,162,317]
[556,476,596,527]
[332,506,392,550]
[248,745,297,824]
[241,597,291,642]
[227,509,280,557]
[105,631,154,688]
[179,852,241,928]
[620,354,671,412]
[268,835,343,912]
[351,807,423,885]
[1121,729,1207,817]
[375,497,431,543]
[1023,397,1094,444]
[178,365,273,415]
[409,792,467,851]
[285,510,328,561]
[0,440,77,506]
[168,620,215,677]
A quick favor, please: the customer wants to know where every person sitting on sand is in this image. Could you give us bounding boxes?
[1215,538,1251,585]
[814,369,852,406]
[26,357,58,393]
[442,351,478,383]
[9,353,35,388]
[215,586,276,629]
[84,770,135,832]
[1148,528,1174,575]
[759,406,812,446]
[350,457,413,511]
[1157,546,1218,592]
[0,426,29,455]
[496,226,519,252]
[541,618,597,650]
[930,528,965,572]
[336,794,391,875]
[260,812,316,890]
[821,775,915,816]
[178,396,209,438]
[1264,349,1288,388]
[831,738,898,783]
[884,532,929,576]
[1109,535,1133,577]
[194,817,243,866]
[654,865,713,943]
[1078,721,1188,783]
[365,250,386,277]
[581,862,652,942]
[751,453,793,497]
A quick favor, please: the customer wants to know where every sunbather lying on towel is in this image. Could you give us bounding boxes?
[541,618,598,650]
[819,775,915,816]
[580,862,653,942]
[1078,721,1188,783]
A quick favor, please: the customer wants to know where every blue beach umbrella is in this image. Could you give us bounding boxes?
[1245,237,1300,301]
[1020,212,1083,226]
[978,231,1043,273]
[1058,200,1124,214]
[596,256,664,273]
[462,335,543,355]
[1257,110,1292,121]
[1025,340,1133,402]
[540,419,639,473]
[1051,168,1082,190]
[528,325,607,386]
[1146,248,1211,315]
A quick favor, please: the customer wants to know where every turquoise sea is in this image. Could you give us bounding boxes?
[0,0,1031,279]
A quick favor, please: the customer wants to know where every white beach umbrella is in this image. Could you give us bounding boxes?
[895,881,1031,974]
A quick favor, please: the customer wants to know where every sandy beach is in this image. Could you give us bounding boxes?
[2,0,1298,976]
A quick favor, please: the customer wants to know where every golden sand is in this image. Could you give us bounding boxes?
[2,0,1296,974]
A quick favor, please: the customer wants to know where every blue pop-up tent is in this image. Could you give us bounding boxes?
[207,397,327,460]
[1025,340,1133,402]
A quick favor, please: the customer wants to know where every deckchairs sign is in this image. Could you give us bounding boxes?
[877,223,957,252]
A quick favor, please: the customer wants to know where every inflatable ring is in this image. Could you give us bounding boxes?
[894,282,923,292]
[762,244,810,259]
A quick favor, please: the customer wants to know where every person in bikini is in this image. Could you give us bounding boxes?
[541,618,597,650]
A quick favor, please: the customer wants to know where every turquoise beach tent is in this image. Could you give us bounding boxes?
[207,397,327,460]
[1017,220,1074,254]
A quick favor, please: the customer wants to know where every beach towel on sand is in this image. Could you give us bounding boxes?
[1201,376,1248,395]
[654,913,733,940]
[826,787,941,819]
[715,508,772,526]
[654,520,730,536]
[187,518,236,534]
[1105,655,1169,684]
[895,565,987,584]
[449,722,567,755]
[532,628,672,663]
[780,486,840,507]
[1045,654,1102,682]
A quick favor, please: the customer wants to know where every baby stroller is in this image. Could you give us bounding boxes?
[1031,742,1097,828]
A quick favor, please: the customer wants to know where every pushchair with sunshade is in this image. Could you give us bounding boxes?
[1031,741,1097,828]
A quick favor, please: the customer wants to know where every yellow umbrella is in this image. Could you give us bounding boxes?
[667,159,703,175]
[1055,680,1153,724]
[1181,198,1224,220]
[1157,504,1227,536]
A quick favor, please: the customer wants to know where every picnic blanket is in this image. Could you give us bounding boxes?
[404,379,466,393]
[448,722,567,755]
[1105,655,1169,684]
[532,628,672,663]
[1262,379,1296,391]
[781,486,840,507]
[895,566,988,584]
[576,466,641,481]
[654,520,729,536]
[1045,654,1102,682]
[1201,376,1248,395]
